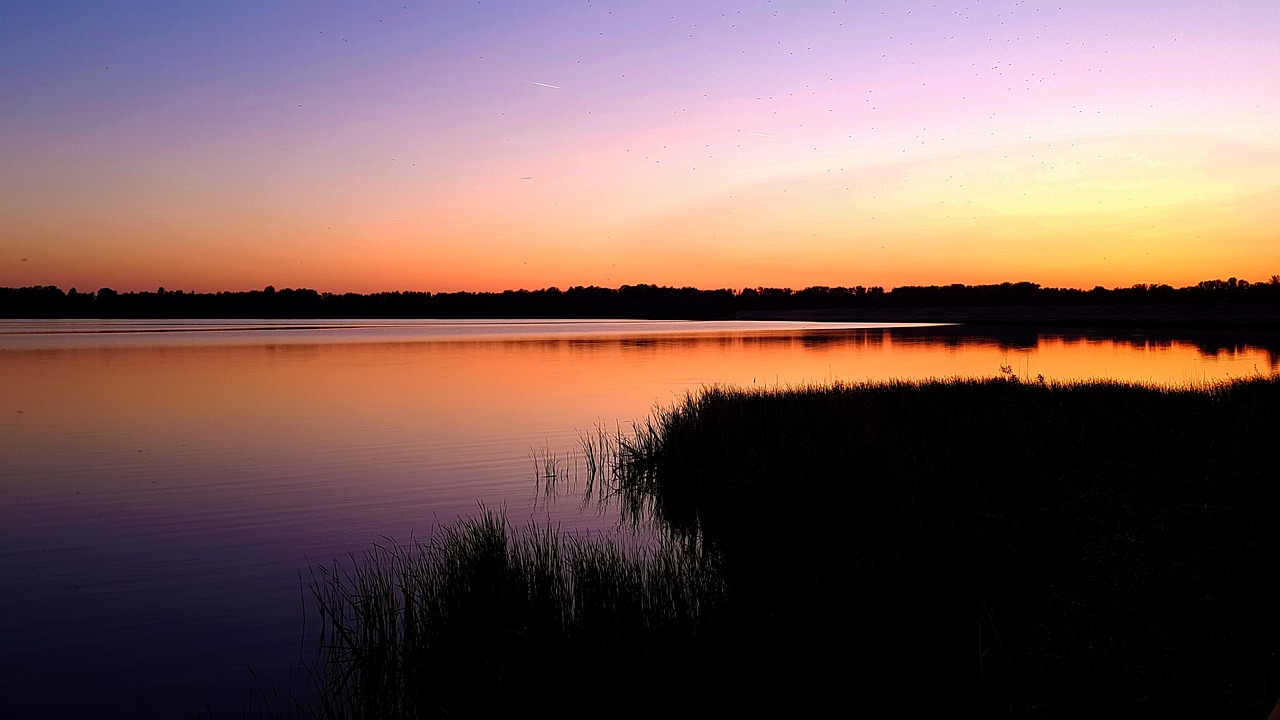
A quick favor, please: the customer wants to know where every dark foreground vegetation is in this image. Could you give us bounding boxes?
[6,276,1280,324]
[305,376,1280,719]
[307,515,726,719]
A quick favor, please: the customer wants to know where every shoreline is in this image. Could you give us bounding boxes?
[312,377,1280,718]
[738,302,1280,329]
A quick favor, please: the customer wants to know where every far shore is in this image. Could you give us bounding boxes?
[738,302,1280,329]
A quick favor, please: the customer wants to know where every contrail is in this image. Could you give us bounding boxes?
[753,132,773,138]
[524,80,561,89]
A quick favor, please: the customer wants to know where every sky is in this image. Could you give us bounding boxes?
[2,0,1278,294]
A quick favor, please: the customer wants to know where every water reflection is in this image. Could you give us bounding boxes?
[884,323,1280,364]
[0,320,1277,718]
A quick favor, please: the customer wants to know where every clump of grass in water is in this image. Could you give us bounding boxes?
[530,441,576,504]
[584,374,1280,717]
[307,506,725,719]
[305,375,1280,718]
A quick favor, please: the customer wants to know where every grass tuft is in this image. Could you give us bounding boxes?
[306,375,1280,718]
[307,506,725,719]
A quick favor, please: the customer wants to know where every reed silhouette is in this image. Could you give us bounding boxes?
[306,375,1280,718]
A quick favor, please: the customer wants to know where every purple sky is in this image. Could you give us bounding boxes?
[4,1,1278,292]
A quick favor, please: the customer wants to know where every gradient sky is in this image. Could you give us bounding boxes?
[3,1,1278,293]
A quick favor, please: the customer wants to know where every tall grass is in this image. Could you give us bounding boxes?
[581,375,1280,717]
[308,375,1280,718]
[308,507,725,719]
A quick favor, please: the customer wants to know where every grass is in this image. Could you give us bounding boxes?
[586,374,1280,717]
[306,507,726,719]
[305,374,1280,718]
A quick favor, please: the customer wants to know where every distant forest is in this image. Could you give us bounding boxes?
[3,277,1280,319]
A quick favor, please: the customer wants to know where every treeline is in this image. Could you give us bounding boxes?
[3,277,1279,319]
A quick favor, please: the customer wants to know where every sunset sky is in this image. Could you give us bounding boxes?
[3,1,1278,293]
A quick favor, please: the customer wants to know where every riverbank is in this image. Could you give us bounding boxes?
[9,282,1280,326]
[738,302,1280,328]
[310,376,1280,719]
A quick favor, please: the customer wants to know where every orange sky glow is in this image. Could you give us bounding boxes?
[3,2,1277,294]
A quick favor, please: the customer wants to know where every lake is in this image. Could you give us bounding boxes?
[2,319,1277,718]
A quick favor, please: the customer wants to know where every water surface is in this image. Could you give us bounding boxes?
[2,319,1276,717]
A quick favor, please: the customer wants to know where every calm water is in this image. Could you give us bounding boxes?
[2,319,1277,718]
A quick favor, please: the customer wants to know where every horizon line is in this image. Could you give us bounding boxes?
[7,275,1279,297]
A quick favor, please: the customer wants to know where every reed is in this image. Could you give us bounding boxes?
[306,374,1280,718]
[581,374,1280,717]
[307,506,726,719]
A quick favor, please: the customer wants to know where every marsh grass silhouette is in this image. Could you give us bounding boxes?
[307,375,1280,718]
[307,509,726,719]
[585,375,1280,717]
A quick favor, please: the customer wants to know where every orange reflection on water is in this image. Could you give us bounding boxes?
[8,327,1277,456]
[2,321,1277,720]
[4,323,1277,515]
